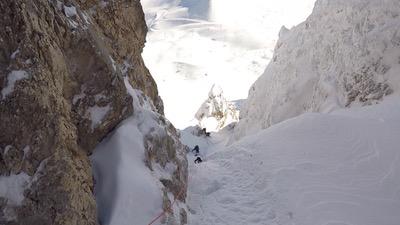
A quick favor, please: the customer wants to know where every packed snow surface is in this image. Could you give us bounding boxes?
[184,96,400,225]
[141,0,316,128]
[236,0,400,138]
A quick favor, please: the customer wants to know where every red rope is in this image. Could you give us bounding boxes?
[147,184,187,225]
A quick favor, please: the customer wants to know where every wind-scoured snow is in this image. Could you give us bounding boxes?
[141,0,316,129]
[236,0,400,139]
[185,96,400,225]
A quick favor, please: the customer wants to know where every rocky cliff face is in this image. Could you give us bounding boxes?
[235,0,400,139]
[0,0,186,224]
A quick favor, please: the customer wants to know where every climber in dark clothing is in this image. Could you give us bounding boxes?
[192,145,199,154]
[192,145,203,163]
[194,156,203,164]
[202,128,211,137]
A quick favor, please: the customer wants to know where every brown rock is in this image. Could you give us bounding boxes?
[0,0,183,224]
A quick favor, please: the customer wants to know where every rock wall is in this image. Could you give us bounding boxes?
[0,0,186,224]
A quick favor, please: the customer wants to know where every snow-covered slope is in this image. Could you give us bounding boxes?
[187,96,400,225]
[91,78,188,225]
[236,0,400,138]
[141,0,315,129]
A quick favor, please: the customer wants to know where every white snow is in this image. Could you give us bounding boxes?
[141,0,316,129]
[109,56,117,72]
[91,117,163,225]
[56,0,63,11]
[30,158,49,185]
[88,105,111,129]
[208,84,223,98]
[236,0,400,139]
[22,146,30,159]
[0,173,30,206]
[67,19,79,29]
[99,0,109,9]
[121,60,133,75]
[24,59,32,65]
[64,5,77,18]
[72,93,85,105]
[3,145,12,155]
[81,12,91,25]
[91,78,185,225]
[184,96,400,225]
[1,70,29,99]
[10,50,19,59]
[94,93,107,102]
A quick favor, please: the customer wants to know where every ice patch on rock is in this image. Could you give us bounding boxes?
[10,50,19,59]
[22,146,30,159]
[0,173,30,206]
[109,56,117,72]
[1,70,29,99]
[64,5,77,18]
[3,145,12,155]
[88,105,111,129]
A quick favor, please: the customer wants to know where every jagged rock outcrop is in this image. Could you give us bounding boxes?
[195,84,239,132]
[0,0,186,224]
[235,0,400,139]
